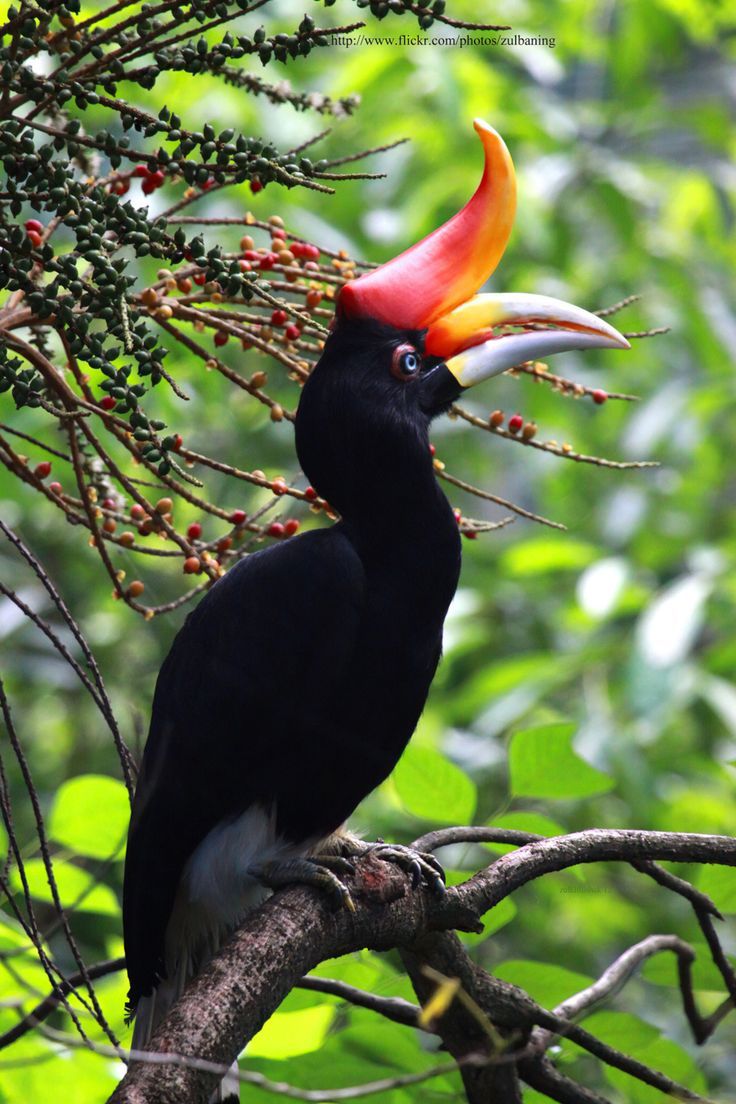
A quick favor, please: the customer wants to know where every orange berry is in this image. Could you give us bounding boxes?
[119,531,135,547]
[183,556,201,574]
[127,580,145,598]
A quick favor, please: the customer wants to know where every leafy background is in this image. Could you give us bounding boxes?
[1,0,735,1100]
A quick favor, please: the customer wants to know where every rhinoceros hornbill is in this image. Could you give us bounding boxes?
[123,120,629,1076]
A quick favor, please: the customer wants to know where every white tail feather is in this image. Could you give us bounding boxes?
[130,811,353,1102]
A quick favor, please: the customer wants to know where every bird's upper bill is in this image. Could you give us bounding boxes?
[338,119,629,389]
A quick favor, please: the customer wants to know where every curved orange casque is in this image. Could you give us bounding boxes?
[338,119,517,331]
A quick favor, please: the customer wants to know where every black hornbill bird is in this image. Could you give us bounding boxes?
[123,120,628,1070]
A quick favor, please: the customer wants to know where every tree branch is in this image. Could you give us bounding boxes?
[107,830,736,1104]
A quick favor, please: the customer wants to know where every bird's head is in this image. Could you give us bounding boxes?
[296,120,629,520]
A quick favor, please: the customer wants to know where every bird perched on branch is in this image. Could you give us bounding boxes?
[123,120,629,1093]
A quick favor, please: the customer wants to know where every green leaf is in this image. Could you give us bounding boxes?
[9,858,119,916]
[695,866,736,914]
[393,743,476,824]
[247,1006,335,1059]
[500,538,598,577]
[581,1010,659,1050]
[49,774,129,860]
[494,960,593,1008]
[509,723,613,799]
[603,1034,707,1102]
[642,941,735,992]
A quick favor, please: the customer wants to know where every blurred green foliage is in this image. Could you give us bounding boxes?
[1,0,735,1100]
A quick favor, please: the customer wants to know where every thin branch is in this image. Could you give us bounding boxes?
[297,977,422,1030]
[0,958,126,1050]
[533,935,696,1049]
[41,1023,465,1101]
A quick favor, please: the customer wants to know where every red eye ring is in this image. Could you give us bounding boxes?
[391,344,421,382]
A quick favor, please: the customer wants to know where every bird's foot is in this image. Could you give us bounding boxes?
[251,857,355,912]
[334,838,446,895]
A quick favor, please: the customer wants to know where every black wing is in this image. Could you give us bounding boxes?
[123,526,365,1008]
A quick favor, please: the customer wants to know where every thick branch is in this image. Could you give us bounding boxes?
[109,831,736,1104]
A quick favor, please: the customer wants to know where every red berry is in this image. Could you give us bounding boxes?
[284,519,300,536]
[172,434,183,451]
[271,309,288,327]
[271,478,287,495]
[463,530,478,540]
[141,178,156,195]
[130,503,146,520]
[239,259,252,272]
[243,250,260,261]
[134,164,149,177]
[230,509,247,525]
[290,242,305,258]
[304,486,317,501]
[592,389,608,405]
[271,227,286,240]
[429,443,436,456]
[99,395,116,411]
[250,177,263,194]
[214,331,228,347]
[508,413,524,434]
[25,219,43,232]
[34,461,52,479]
[183,556,201,575]
[201,177,216,191]
[187,522,202,540]
[112,179,129,195]
[216,536,233,553]
[27,229,43,247]
[49,482,62,495]
[101,497,116,509]
[150,170,165,188]
[284,323,301,341]
[258,253,275,271]
[193,272,206,285]
[267,522,285,538]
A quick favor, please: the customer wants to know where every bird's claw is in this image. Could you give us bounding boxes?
[251,857,355,913]
[361,842,446,895]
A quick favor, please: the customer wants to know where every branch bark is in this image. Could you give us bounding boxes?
[108,830,736,1104]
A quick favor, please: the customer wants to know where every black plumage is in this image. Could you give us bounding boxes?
[123,320,462,1013]
[122,121,629,1055]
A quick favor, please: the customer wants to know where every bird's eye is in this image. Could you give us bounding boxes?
[391,344,422,382]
